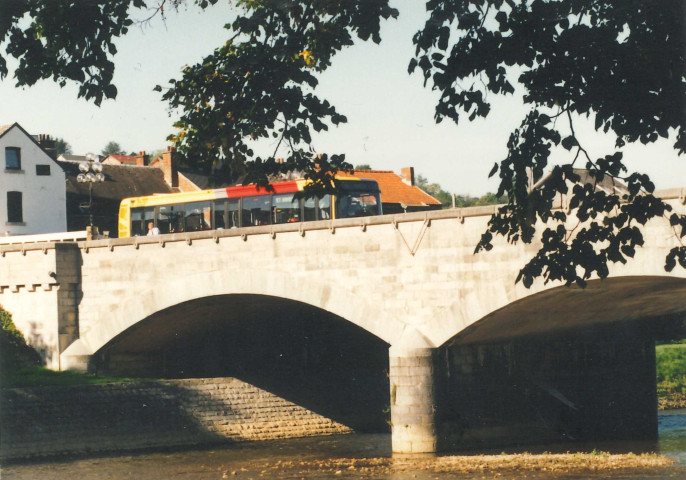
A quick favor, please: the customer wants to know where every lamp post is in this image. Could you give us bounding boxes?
[77,153,105,239]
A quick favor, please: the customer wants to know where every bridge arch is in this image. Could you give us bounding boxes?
[78,268,396,357]
[89,292,393,433]
[443,275,686,347]
[433,275,686,450]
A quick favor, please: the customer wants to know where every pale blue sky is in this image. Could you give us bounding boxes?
[1,0,682,196]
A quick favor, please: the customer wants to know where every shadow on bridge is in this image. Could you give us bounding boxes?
[434,276,686,451]
[91,294,391,434]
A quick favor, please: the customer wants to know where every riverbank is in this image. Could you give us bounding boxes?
[224,451,676,477]
[3,435,682,480]
[659,395,686,410]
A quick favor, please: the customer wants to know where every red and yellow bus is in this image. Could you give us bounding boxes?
[118,177,381,237]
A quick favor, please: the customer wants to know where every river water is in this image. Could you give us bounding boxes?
[3,411,686,480]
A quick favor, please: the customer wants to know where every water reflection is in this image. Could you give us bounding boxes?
[2,412,685,480]
[658,410,686,465]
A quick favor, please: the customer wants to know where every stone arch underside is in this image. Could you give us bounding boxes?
[78,269,395,356]
[434,275,686,449]
[91,293,392,433]
[443,275,686,347]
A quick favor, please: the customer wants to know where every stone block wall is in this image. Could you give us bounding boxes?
[388,348,437,454]
[436,328,658,450]
[0,377,352,461]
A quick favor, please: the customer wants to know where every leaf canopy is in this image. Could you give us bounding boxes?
[412,0,686,286]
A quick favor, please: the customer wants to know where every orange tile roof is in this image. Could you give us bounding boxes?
[348,169,441,206]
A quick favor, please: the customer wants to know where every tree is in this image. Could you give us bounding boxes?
[415,172,506,207]
[1,305,41,375]
[415,174,453,206]
[0,0,151,106]
[2,1,684,285]
[54,138,72,155]
[411,0,686,287]
[454,192,506,208]
[101,141,124,156]
[158,1,397,190]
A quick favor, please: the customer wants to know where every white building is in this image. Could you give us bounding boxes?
[1,123,67,236]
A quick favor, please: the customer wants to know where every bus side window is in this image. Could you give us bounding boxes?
[242,195,271,226]
[214,200,227,229]
[158,205,183,234]
[304,197,317,221]
[185,201,211,231]
[228,198,239,228]
[272,193,300,224]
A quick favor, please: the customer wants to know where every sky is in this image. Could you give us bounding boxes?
[1,0,683,196]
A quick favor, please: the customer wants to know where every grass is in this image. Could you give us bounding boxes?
[656,342,686,409]
[1,366,152,388]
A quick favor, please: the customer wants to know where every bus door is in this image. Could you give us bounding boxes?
[302,195,331,221]
[214,198,239,229]
[318,195,331,219]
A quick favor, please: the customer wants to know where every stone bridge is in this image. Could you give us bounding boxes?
[1,188,685,454]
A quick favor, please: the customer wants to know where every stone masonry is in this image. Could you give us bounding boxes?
[388,348,437,454]
[0,377,352,461]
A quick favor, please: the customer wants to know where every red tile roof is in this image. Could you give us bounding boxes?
[347,169,441,206]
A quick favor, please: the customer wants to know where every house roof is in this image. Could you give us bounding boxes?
[0,122,66,172]
[103,154,139,165]
[347,169,441,206]
[58,154,90,162]
[57,160,174,200]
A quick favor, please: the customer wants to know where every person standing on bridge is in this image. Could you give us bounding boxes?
[147,222,160,236]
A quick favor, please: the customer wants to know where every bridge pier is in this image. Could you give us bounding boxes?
[389,346,437,454]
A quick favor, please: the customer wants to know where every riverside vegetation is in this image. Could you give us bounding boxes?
[0,305,147,388]
[657,340,686,410]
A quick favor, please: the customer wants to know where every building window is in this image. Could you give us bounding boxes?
[36,164,51,176]
[7,191,23,223]
[5,147,21,170]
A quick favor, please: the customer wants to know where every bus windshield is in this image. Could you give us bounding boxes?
[335,180,382,218]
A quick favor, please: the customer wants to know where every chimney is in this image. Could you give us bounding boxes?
[37,134,57,160]
[135,150,149,166]
[400,167,415,186]
[160,146,178,188]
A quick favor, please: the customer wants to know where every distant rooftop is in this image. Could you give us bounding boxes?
[57,160,173,200]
